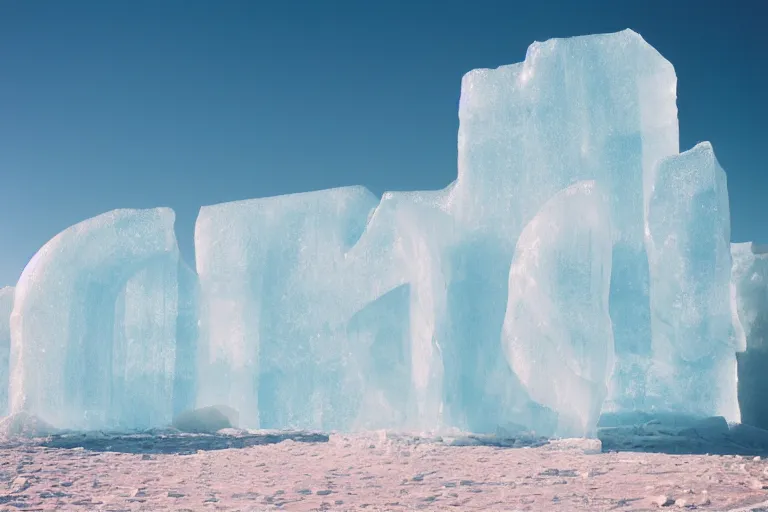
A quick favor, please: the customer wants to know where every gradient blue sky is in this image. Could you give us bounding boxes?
[1,0,766,287]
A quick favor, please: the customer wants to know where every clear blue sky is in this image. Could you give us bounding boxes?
[1,0,766,287]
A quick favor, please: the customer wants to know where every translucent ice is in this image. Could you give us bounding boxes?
[503,181,614,437]
[731,242,768,352]
[6,29,735,435]
[10,209,181,430]
[645,142,735,419]
[0,287,13,416]
[456,29,678,417]
[195,187,382,429]
[195,29,681,434]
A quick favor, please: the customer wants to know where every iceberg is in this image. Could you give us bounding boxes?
[644,142,735,419]
[0,287,13,416]
[9,208,181,430]
[194,29,684,435]
[2,29,742,436]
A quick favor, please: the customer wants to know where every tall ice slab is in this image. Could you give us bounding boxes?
[456,29,679,417]
[645,142,735,419]
[194,29,684,434]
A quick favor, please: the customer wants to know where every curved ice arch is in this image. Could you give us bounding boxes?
[9,208,180,430]
[503,181,614,438]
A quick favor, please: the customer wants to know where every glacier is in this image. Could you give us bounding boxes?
[0,29,749,437]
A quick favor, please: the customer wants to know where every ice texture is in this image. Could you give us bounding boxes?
[731,242,768,352]
[457,29,679,417]
[10,209,181,430]
[0,287,13,416]
[5,29,740,435]
[194,29,682,435]
[503,181,614,437]
[173,261,199,416]
[195,187,382,429]
[644,142,735,419]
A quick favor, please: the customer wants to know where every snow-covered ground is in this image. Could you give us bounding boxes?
[4,424,768,511]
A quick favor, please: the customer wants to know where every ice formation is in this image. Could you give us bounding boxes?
[0,287,13,416]
[9,209,181,430]
[645,143,735,420]
[1,29,744,436]
[194,29,686,436]
[194,187,382,429]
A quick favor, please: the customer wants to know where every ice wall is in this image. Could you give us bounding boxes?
[194,29,683,434]
[195,187,384,429]
[645,142,735,419]
[0,287,13,416]
[4,29,740,435]
[10,209,180,430]
[503,181,614,437]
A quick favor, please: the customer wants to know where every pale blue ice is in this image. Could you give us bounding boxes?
[1,29,741,436]
[9,209,181,430]
[194,29,686,436]
[731,242,768,352]
[645,142,735,420]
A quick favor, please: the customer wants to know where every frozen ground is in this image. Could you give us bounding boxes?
[4,421,768,511]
